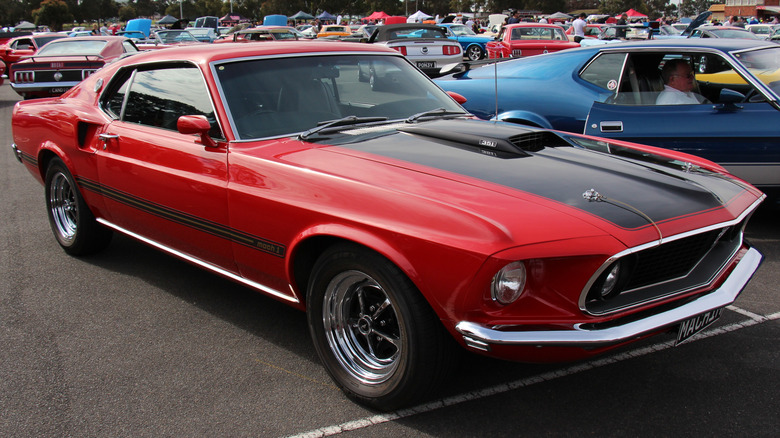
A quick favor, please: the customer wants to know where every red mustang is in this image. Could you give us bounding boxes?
[487,23,580,58]
[11,42,764,410]
[10,36,139,99]
[0,33,66,68]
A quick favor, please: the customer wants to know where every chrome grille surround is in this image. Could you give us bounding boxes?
[579,200,761,316]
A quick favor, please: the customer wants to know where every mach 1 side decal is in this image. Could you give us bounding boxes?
[76,176,286,257]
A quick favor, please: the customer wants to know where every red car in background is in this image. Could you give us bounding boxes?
[487,23,579,58]
[0,33,66,68]
[10,36,139,99]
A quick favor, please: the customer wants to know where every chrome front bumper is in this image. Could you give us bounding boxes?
[456,246,763,351]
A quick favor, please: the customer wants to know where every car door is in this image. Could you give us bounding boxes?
[95,63,236,271]
[584,51,780,187]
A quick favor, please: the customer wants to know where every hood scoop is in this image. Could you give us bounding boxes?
[397,119,570,157]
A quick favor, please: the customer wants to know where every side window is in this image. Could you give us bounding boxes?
[14,39,32,49]
[122,66,223,139]
[579,52,626,90]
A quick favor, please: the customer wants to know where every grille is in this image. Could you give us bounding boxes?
[583,222,744,315]
[625,229,721,290]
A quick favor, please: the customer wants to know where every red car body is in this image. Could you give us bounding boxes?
[11,42,764,410]
[9,36,139,99]
[0,59,5,85]
[487,23,580,58]
[0,33,66,68]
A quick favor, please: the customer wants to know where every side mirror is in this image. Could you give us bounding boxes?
[718,88,745,104]
[446,91,467,104]
[177,115,217,148]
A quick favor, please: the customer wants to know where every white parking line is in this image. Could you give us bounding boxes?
[286,310,780,438]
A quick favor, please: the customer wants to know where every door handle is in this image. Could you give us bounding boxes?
[98,133,119,149]
[599,121,623,133]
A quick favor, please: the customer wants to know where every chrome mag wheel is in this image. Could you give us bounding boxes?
[48,171,79,245]
[323,270,401,385]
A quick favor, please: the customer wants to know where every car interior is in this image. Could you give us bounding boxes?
[611,52,759,106]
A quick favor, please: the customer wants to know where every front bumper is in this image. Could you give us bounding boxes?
[456,246,763,351]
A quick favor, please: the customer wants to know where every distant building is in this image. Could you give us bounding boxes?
[709,4,725,22]
[725,0,780,21]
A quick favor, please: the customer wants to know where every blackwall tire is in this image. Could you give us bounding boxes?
[306,243,458,410]
[45,158,112,255]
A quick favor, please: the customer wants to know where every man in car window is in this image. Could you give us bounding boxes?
[656,59,708,105]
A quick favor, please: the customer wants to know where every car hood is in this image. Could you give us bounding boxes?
[276,119,760,247]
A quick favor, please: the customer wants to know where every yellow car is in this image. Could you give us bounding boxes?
[317,25,351,38]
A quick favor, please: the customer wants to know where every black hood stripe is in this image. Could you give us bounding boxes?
[332,121,747,230]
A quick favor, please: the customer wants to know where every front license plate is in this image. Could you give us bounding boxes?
[675,307,723,346]
[417,61,436,69]
[50,88,68,94]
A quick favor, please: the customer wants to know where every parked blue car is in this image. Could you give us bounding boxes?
[436,39,780,198]
[439,23,493,61]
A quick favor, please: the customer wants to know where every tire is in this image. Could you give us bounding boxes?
[466,45,484,61]
[45,158,112,255]
[306,243,458,410]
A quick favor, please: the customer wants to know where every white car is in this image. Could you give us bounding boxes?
[366,24,462,77]
[185,27,217,42]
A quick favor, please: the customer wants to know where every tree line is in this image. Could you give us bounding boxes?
[2,0,715,32]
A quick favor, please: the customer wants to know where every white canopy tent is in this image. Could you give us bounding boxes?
[407,10,433,23]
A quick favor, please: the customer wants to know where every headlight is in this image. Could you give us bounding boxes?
[491,261,527,305]
[589,259,631,301]
[598,262,621,299]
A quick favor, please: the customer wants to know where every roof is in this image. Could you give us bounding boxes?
[110,41,400,67]
[591,38,776,52]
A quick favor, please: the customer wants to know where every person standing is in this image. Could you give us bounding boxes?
[507,10,521,24]
[572,13,587,43]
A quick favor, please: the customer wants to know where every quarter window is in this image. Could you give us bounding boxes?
[580,52,626,90]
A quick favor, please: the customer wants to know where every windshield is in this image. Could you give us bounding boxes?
[511,26,567,41]
[188,29,211,36]
[215,54,466,140]
[37,40,108,56]
[733,46,780,96]
[156,31,198,43]
[710,28,761,39]
[449,25,477,36]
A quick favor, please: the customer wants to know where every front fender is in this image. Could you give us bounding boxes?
[495,110,553,129]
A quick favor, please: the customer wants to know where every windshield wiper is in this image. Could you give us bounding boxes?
[298,116,389,140]
[405,108,469,123]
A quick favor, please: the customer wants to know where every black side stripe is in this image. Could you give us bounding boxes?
[18,150,38,167]
[76,177,286,257]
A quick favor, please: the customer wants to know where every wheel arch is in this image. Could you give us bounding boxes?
[36,144,69,180]
[495,110,552,129]
[288,225,421,307]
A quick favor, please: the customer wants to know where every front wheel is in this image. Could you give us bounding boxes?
[306,244,457,410]
[45,158,112,255]
[466,45,485,61]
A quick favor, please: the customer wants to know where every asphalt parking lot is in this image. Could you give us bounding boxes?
[1,82,778,437]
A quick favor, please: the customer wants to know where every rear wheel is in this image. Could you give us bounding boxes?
[466,45,484,61]
[306,243,457,410]
[45,158,112,255]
